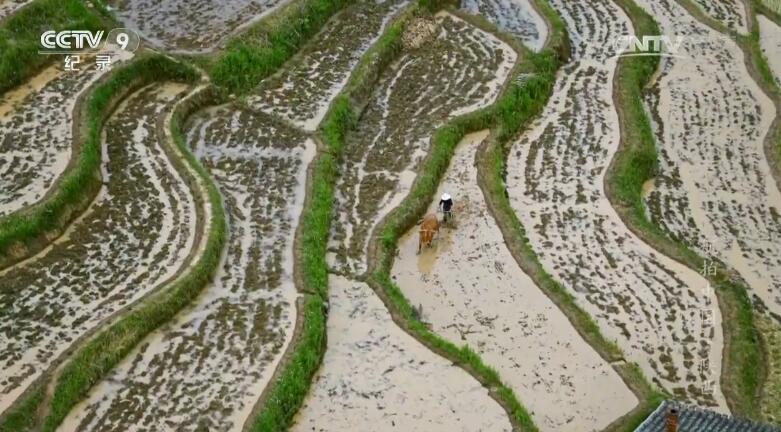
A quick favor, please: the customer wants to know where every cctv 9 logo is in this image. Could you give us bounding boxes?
[40,28,140,53]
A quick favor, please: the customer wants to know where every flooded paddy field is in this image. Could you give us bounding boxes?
[102,0,289,52]
[392,131,637,431]
[60,105,312,431]
[460,0,547,51]
[248,0,408,131]
[505,0,726,408]
[691,0,748,32]
[290,275,512,432]
[0,82,197,415]
[0,61,114,217]
[641,0,781,319]
[759,14,781,86]
[0,0,30,20]
[328,11,516,276]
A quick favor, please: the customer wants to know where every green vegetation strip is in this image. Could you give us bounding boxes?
[245,8,414,430]
[207,0,354,94]
[0,0,104,94]
[607,0,765,420]
[0,55,200,269]
[0,57,225,432]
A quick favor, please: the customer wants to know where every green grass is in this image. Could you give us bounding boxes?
[607,0,765,419]
[0,55,200,269]
[0,57,223,432]
[208,0,353,95]
[0,0,105,94]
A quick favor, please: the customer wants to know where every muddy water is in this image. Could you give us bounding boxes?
[60,106,312,431]
[0,83,195,415]
[391,131,637,431]
[104,0,287,52]
[0,0,30,20]
[290,275,511,431]
[759,15,781,86]
[0,60,115,217]
[505,0,726,408]
[329,12,516,276]
[249,0,408,131]
[461,0,547,51]
[640,0,781,320]
[691,0,748,32]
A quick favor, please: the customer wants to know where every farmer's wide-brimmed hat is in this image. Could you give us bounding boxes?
[441,193,451,201]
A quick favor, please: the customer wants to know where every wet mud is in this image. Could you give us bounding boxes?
[691,0,748,32]
[328,12,516,276]
[103,0,288,52]
[460,0,547,51]
[0,83,196,415]
[640,0,781,321]
[290,275,512,432]
[248,0,409,131]
[505,0,726,408]
[59,105,312,431]
[0,60,115,217]
[392,130,638,431]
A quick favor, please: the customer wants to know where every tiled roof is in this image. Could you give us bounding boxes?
[634,400,781,432]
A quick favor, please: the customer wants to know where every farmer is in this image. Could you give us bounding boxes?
[439,192,453,222]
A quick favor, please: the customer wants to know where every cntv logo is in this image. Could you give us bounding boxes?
[613,35,686,58]
[39,29,139,53]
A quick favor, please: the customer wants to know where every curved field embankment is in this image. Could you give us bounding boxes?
[328,11,516,276]
[0,79,200,419]
[506,0,727,408]
[391,130,638,431]
[460,0,548,51]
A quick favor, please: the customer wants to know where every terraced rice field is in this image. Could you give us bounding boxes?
[328,11,516,275]
[248,0,408,131]
[101,0,289,52]
[60,104,311,431]
[0,82,198,415]
[5,0,781,429]
[0,0,30,19]
[759,14,781,86]
[0,58,123,217]
[460,0,547,51]
[691,0,748,32]
[641,0,781,320]
[505,0,726,408]
[291,275,512,431]
[392,131,638,431]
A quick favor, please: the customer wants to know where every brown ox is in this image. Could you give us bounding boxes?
[418,213,440,253]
